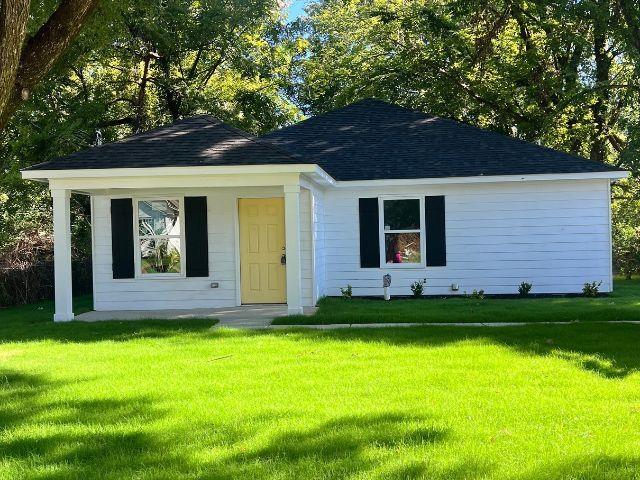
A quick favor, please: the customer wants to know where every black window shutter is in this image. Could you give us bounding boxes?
[425,196,446,266]
[111,198,135,279]
[359,198,380,268]
[185,196,209,277]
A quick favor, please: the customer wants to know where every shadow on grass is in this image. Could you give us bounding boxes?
[0,296,216,344]
[1,368,639,478]
[242,322,640,379]
[208,413,449,479]
[0,369,450,478]
[0,369,188,478]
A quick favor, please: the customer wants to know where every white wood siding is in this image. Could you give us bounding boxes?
[90,178,614,310]
[92,187,314,311]
[299,188,314,306]
[321,179,612,296]
[311,187,326,301]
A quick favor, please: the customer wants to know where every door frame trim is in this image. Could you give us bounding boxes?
[234,195,286,306]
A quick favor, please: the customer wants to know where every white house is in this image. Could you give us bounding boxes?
[22,99,627,321]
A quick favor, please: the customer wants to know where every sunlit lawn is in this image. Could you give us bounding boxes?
[277,278,640,325]
[1,294,640,479]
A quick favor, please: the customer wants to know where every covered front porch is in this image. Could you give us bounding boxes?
[23,164,331,321]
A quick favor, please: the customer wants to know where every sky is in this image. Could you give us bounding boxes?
[287,0,310,21]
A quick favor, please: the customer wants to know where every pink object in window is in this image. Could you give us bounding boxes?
[394,252,402,263]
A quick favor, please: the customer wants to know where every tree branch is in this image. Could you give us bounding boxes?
[0,0,101,130]
[96,117,136,128]
[0,0,30,122]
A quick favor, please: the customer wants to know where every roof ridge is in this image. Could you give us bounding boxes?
[261,98,433,139]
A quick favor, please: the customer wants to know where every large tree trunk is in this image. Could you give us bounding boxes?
[158,55,183,121]
[0,0,100,130]
[0,0,30,122]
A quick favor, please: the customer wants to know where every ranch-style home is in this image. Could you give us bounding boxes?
[22,99,627,321]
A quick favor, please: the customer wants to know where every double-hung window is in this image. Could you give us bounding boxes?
[135,199,184,276]
[381,198,424,266]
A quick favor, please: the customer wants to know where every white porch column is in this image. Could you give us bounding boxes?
[51,189,74,322]
[284,184,303,315]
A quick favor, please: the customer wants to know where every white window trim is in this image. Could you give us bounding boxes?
[133,196,186,279]
[378,196,426,269]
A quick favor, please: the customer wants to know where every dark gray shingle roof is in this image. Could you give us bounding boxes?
[27,99,620,181]
[261,99,620,180]
[26,115,301,171]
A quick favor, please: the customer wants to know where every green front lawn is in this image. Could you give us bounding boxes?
[276,278,640,325]
[1,299,640,478]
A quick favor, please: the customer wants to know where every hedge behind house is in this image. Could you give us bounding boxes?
[0,260,92,307]
[0,233,92,308]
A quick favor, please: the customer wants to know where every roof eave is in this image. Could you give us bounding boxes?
[21,163,336,189]
[332,170,629,187]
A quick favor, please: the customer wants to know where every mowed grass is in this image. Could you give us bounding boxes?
[276,278,640,325]
[1,299,640,479]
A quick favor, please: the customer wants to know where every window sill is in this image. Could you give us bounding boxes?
[382,264,425,269]
[135,274,186,280]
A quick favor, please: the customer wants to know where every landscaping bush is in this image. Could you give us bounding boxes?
[469,289,485,300]
[0,232,92,307]
[340,284,353,299]
[582,281,602,297]
[518,282,533,296]
[410,278,427,297]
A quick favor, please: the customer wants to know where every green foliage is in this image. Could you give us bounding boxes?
[410,278,427,297]
[468,289,485,300]
[612,179,640,278]
[340,284,353,299]
[518,282,533,297]
[582,281,603,297]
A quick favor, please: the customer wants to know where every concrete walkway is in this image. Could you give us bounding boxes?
[264,320,640,330]
[77,305,309,328]
[76,308,640,329]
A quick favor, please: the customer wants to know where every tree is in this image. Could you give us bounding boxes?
[295,0,640,167]
[0,0,302,257]
[0,0,101,130]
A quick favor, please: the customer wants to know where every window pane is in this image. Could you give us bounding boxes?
[385,233,421,264]
[140,239,181,274]
[138,200,180,236]
[383,199,420,230]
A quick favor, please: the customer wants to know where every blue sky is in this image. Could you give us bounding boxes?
[287,0,310,21]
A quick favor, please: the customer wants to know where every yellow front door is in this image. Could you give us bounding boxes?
[239,198,286,304]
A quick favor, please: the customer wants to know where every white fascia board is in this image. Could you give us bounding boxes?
[22,163,336,190]
[333,170,629,188]
[21,163,322,180]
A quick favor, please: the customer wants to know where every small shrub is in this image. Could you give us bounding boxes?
[518,282,533,296]
[410,278,427,298]
[469,289,485,300]
[340,284,353,299]
[582,281,602,297]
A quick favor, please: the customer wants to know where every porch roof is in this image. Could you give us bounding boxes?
[24,115,306,172]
